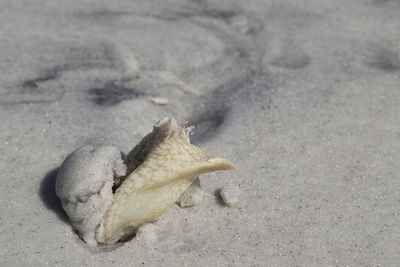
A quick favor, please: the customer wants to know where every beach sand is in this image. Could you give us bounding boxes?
[1,0,400,265]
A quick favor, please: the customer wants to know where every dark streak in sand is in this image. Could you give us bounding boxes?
[21,68,60,90]
[367,48,400,72]
[87,82,144,107]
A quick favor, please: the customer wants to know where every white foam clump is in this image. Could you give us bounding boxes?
[55,146,126,246]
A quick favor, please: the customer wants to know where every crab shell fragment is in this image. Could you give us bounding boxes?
[56,117,236,245]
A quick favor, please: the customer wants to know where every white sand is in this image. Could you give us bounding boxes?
[1,0,400,265]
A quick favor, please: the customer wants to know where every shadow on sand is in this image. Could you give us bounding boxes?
[39,167,68,223]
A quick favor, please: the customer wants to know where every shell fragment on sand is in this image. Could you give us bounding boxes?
[56,117,236,245]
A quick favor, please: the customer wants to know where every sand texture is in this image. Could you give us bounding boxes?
[1,0,400,266]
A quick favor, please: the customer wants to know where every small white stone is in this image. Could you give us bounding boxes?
[135,223,158,247]
[177,178,204,208]
[220,184,241,207]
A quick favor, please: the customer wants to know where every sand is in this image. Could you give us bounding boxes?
[1,0,400,265]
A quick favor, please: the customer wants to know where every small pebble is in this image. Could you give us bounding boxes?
[135,223,158,247]
[220,184,240,207]
[148,96,169,105]
[177,178,203,207]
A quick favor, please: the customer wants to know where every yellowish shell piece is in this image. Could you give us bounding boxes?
[98,117,236,243]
